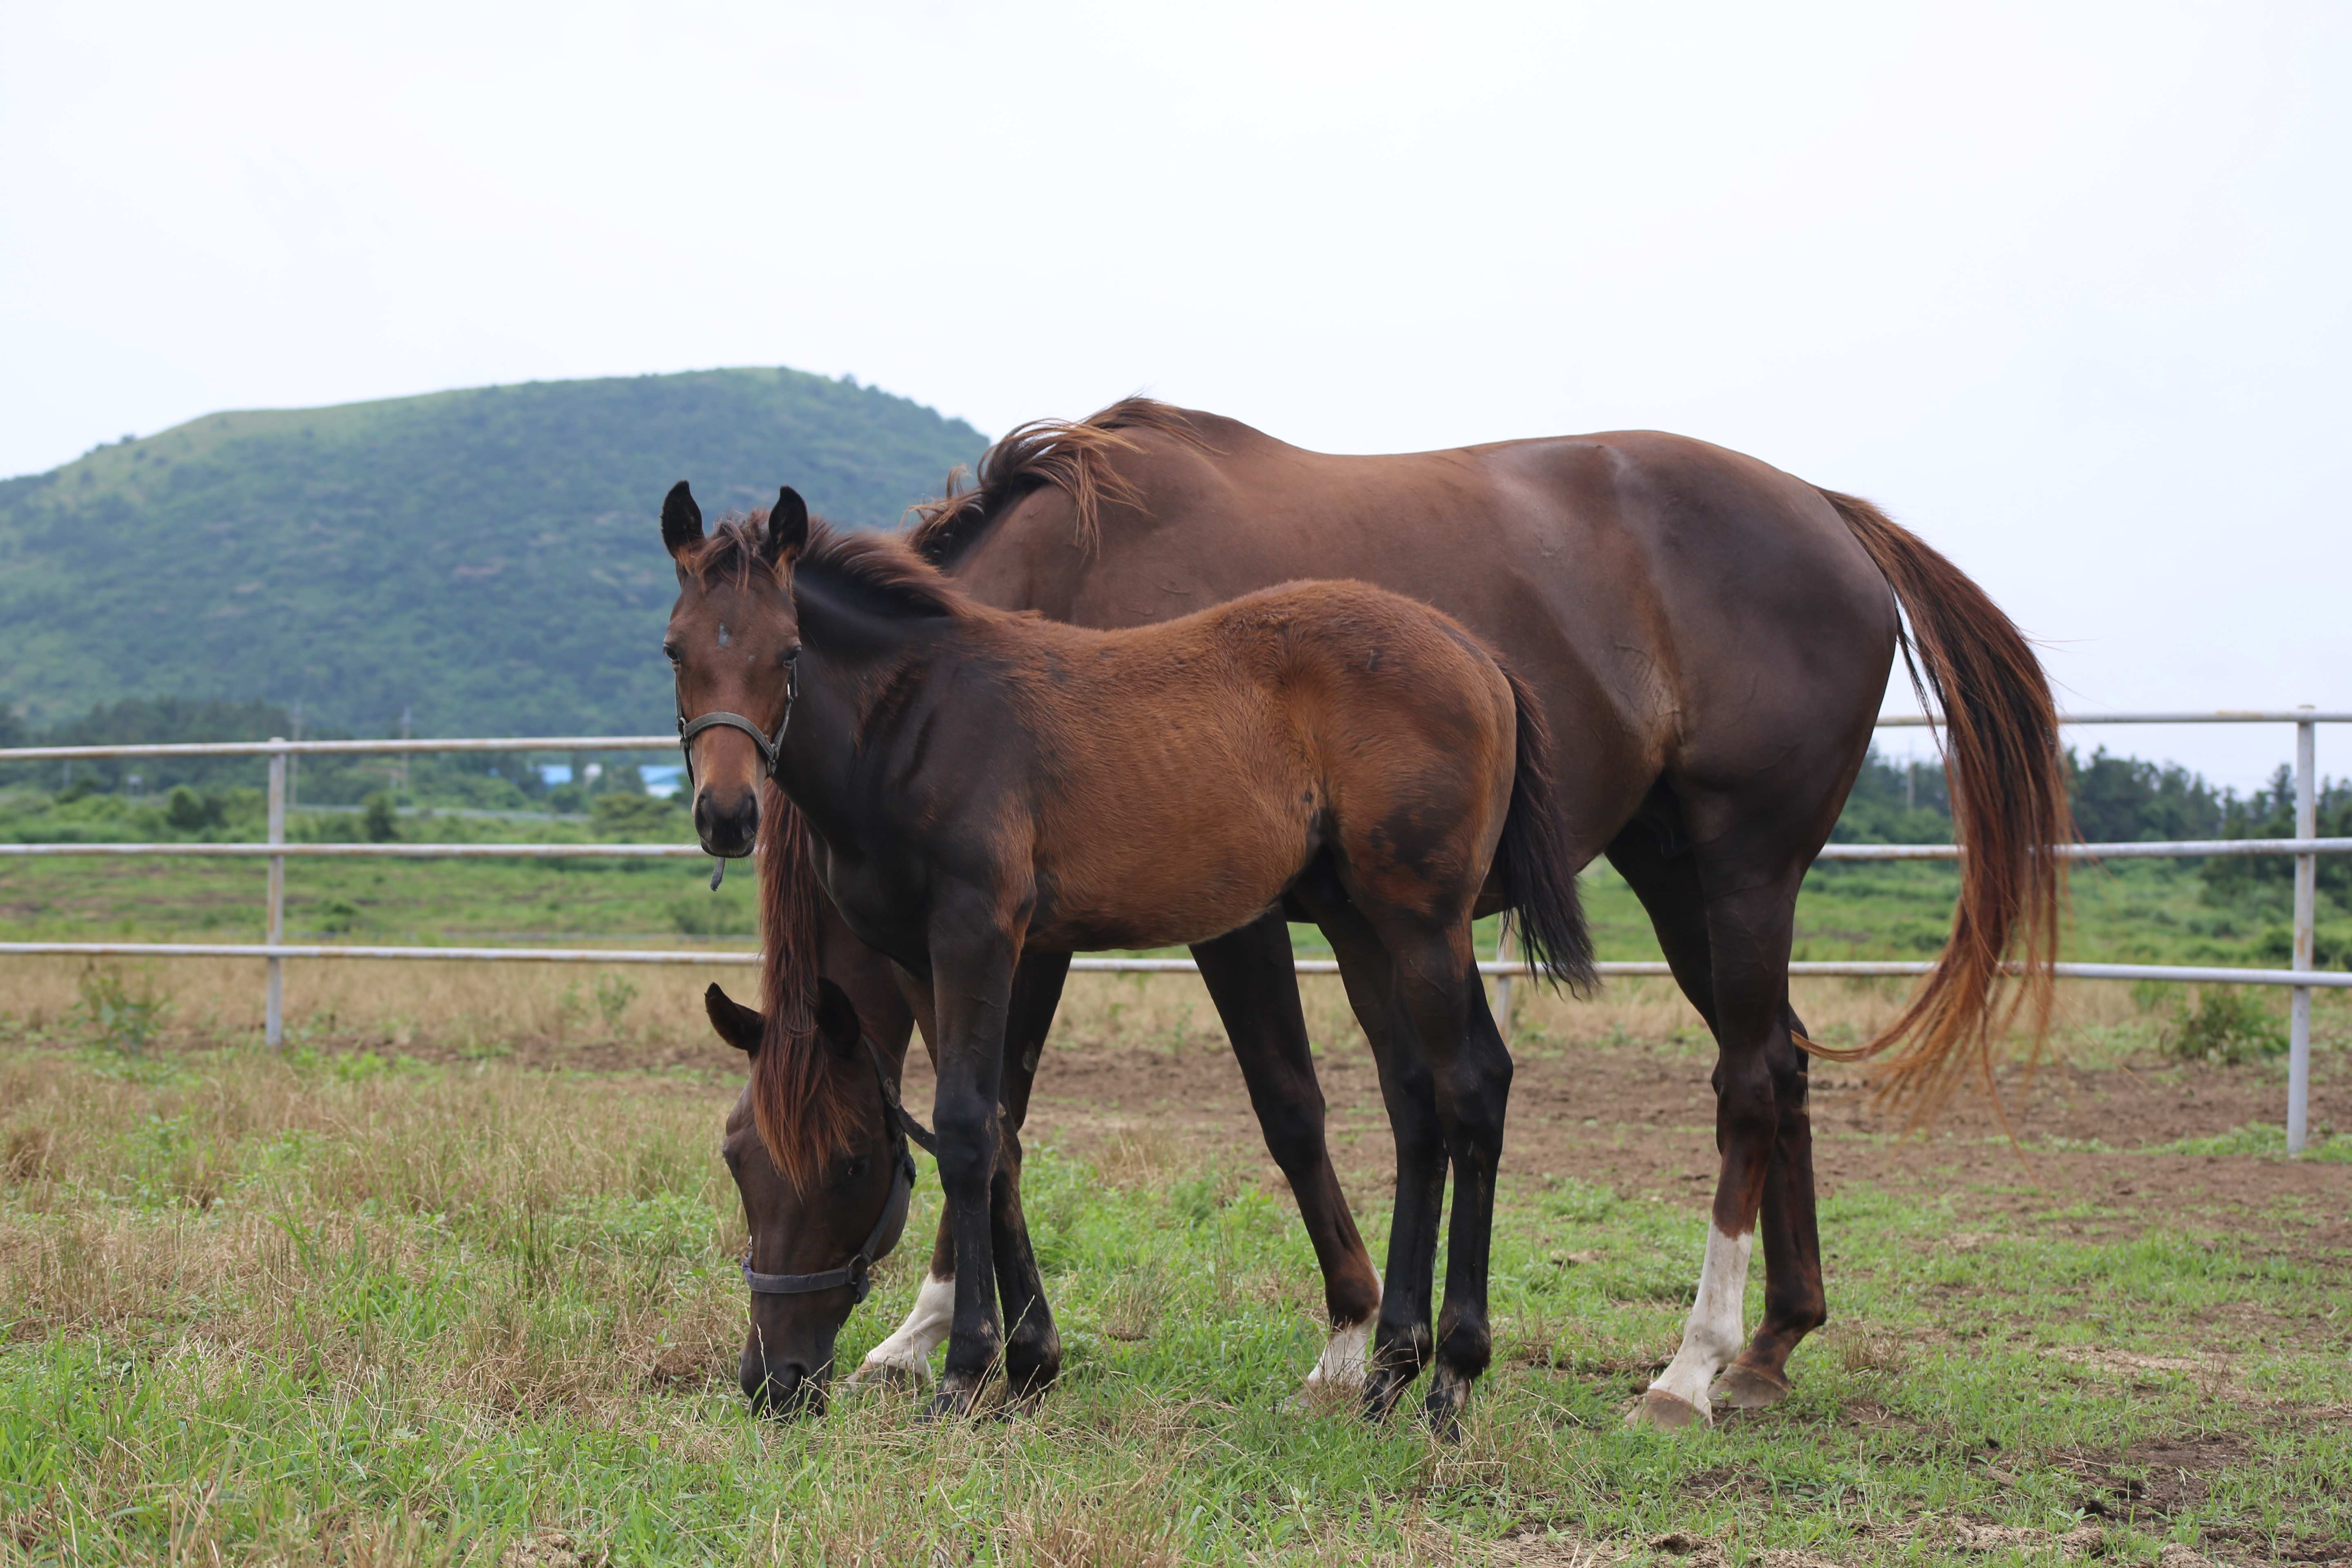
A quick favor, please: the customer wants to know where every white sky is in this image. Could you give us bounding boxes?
[3,0,2343,789]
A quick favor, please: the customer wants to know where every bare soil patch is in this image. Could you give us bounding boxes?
[899,1030,2352,1265]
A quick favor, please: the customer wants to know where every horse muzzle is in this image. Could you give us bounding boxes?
[693,785,760,861]
[741,1350,828,1418]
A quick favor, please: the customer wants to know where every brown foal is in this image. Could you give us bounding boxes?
[666,490,1587,1432]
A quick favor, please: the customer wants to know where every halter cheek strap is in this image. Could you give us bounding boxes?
[740,1040,938,1305]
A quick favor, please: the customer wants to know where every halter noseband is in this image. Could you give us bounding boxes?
[677,655,798,784]
[740,1038,938,1305]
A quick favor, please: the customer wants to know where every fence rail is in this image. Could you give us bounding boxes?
[1,706,2340,1150]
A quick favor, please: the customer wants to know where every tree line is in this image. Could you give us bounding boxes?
[0,695,650,816]
[1835,744,2350,909]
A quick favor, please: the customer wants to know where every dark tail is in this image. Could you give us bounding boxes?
[1812,490,2070,1120]
[1496,663,1597,995]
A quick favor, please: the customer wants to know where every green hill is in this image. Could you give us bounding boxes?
[0,369,988,738]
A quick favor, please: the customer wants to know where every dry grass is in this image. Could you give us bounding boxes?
[0,1046,754,1426]
[3,949,2182,1074]
[0,952,744,1056]
[1045,968,2163,1073]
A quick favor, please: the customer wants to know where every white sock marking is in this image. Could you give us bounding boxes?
[1647,1224,1752,1420]
[1303,1271,1381,1391]
[860,1270,954,1383]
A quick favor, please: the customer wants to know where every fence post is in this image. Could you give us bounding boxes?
[2287,710,2316,1154]
[267,741,285,1048]
[1490,912,1517,1038]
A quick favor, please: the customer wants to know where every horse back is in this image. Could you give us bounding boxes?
[949,411,1899,858]
[999,581,1517,952]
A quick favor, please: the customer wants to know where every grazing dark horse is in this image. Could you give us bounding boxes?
[696,401,2067,1430]
[666,490,1588,1430]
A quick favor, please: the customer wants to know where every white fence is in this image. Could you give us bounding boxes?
[3,708,2345,1151]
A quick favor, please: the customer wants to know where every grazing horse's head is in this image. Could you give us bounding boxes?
[706,979,918,1418]
[661,481,808,861]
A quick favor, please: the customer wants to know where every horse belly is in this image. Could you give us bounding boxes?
[1028,800,1311,953]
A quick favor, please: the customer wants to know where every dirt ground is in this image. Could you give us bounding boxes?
[55,964,2341,1265]
[889,1031,2352,1266]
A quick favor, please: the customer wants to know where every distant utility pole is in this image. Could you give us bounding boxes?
[289,699,303,811]
[1906,759,1916,811]
[398,703,412,794]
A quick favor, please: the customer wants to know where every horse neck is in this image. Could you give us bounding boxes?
[771,574,979,843]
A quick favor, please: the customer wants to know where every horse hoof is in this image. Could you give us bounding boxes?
[1421,1372,1470,1442]
[922,1376,987,1422]
[1710,1363,1791,1410]
[1000,1370,1058,1414]
[1626,1388,1709,1430]
[1361,1367,1414,1423]
[846,1360,927,1394]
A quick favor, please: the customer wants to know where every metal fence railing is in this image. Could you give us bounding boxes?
[2,708,2345,1150]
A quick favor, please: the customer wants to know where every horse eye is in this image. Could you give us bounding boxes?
[841,1157,870,1185]
[662,644,681,665]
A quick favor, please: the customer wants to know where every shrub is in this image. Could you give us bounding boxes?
[361,793,400,843]
[2163,985,2287,1065]
[164,785,226,832]
[74,967,169,1056]
[591,793,682,839]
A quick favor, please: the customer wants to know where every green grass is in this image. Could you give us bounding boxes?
[10,809,2342,976]
[2,1043,2345,1564]
[11,779,2349,976]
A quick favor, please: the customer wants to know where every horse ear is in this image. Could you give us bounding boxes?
[662,481,705,561]
[703,982,762,1055]
[812,978,862,1055]
[762,487,808,568]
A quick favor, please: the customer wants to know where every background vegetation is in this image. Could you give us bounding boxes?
[0,369,987,738]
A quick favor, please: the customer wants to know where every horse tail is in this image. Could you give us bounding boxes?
[1815,490,2070,1120]
[1496,662,1597,996]
[753,786,854,1191]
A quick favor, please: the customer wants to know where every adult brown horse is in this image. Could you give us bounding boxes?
[664,497,1588,1431]
[690,401,2066,1430]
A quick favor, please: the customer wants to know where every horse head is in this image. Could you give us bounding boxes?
[661,480,809,861]
[706,977,922,1417]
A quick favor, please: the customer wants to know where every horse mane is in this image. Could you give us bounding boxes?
[682,510,973,1187]
[755,786,840,1192]
[687,510,971,620]
[907,396,1214,565]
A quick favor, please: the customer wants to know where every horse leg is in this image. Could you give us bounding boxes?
[1374,922,1511,1442]
[922,922,1018,1421]
[852,952,1063,1395]
[1607,824,1828,1417]
[1287,876,1448,1421]
[1625,822,1810,1430]
[1192,911,1383,1392]
[1711,1002,1824,1410]
[991,952,1071,1404]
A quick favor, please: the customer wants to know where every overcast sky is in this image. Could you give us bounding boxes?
[3,0,2343,787]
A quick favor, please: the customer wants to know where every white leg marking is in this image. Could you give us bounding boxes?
[1303,1271,1381,1391]
[1647,1225,1752,1421]
[859,1270,954,1384]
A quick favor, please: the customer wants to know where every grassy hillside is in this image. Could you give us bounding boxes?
[0,369,987,738]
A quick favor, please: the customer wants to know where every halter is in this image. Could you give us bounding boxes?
[740,1038,938,1305]
[677,655,798,784]
[678,657,797,888]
